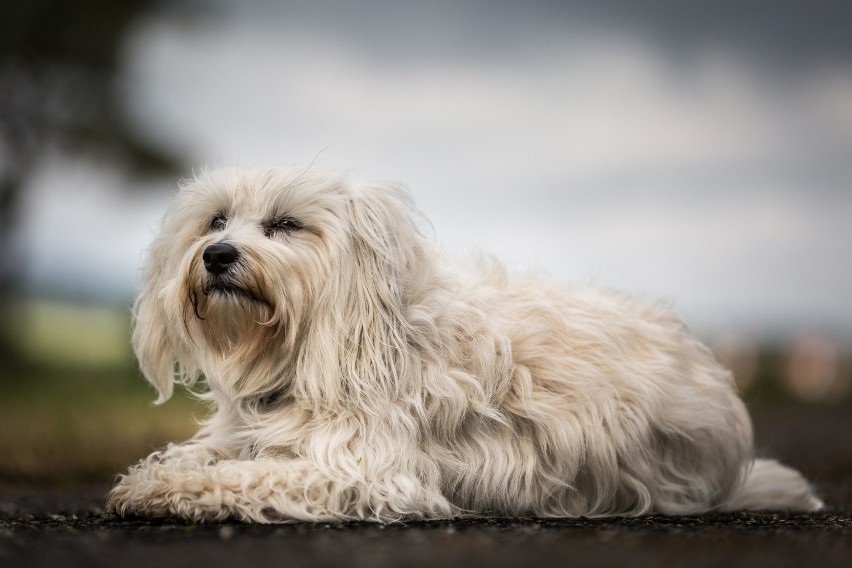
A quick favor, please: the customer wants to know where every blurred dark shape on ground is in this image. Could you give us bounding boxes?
[712,332,852,404]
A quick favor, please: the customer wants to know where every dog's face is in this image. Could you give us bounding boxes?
[166,167,349,355]
[133,166,425,405]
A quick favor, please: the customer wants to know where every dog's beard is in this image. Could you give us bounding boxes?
[203,278,260,303]
[185,266,281,360]
[203,287,272,353]
[173,241,313,401]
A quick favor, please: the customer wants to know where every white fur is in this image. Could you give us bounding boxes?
[107,165,823,522]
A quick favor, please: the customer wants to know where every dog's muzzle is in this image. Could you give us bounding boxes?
[203,243,240,275]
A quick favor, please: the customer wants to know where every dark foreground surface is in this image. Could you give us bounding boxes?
[2,405,851,568]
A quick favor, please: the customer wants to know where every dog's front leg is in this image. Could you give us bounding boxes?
[106,458,357,522]
[106,438,233,515]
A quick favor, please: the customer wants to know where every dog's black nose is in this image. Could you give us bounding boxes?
[203,243,239,275]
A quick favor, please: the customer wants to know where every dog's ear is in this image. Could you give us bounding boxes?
[346,180,425,296]
[296,180,427,411]
[132,236,179,404]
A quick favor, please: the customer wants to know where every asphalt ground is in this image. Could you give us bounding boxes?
[2,404,850,568]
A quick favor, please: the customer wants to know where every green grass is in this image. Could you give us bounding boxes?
[0,368,206,485]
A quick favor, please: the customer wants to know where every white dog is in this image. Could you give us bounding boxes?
[107,165,823,522]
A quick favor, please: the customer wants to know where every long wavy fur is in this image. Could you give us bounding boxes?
[107,165,823,522]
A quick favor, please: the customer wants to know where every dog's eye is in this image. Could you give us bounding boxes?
[210,213,227,231]
[263,216,303,237]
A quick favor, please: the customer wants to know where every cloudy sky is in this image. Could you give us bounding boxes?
[18,0,852,338]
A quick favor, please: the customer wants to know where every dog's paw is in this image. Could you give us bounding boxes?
[106,475,228,522]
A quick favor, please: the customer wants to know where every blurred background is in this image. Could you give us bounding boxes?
[1,0,850,487]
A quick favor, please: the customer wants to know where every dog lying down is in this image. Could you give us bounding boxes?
[107,165,823,522]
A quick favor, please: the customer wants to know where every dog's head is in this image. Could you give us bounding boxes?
[134,166,428,407]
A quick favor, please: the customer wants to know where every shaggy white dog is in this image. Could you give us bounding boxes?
[107,165,823,522]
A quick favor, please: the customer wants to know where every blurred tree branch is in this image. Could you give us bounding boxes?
[0,0,181,364]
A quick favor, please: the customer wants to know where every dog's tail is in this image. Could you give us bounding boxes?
[720,458,824,512]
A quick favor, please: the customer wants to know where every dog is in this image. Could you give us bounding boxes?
[107,165,823,522]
